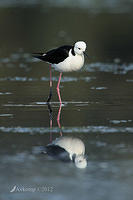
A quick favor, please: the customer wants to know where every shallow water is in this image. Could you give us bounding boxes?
[1,1,133,200]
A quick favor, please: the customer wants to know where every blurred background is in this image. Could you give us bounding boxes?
[1,1,133,200]
[0,0,133,61]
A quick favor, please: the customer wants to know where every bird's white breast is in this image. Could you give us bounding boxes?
[52,50,84,72]
[54,136,85,159]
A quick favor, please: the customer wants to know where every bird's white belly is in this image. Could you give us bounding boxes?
[52,54,84,72]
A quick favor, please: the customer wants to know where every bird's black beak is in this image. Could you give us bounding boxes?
[84,52,90,60]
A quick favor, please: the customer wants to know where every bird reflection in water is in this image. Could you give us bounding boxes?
[46,103,87,168]
[47,102,62,141]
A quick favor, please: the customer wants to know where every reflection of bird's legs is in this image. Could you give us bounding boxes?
[47,103,53,142]
[57,103,62,136]
[47,65,52,103]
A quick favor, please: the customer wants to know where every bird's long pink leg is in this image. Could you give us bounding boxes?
[50,115,52,141]
[49,105,53,142]
[57,72,62,105]
[47,103,53,142]
[47,65,52,103]
[57,104,62,136]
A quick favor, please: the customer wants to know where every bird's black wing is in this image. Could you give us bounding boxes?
[33,45,73,64]
[45,145,70,162]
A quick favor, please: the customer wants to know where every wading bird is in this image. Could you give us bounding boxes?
[33,41,88,104]
[44,136,87,169]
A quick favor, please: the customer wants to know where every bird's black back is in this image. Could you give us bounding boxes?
[45,145,70,162]
[33,45,75,64]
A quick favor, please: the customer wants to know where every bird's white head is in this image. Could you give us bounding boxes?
[74,41,87,55]
[74,155,87,169]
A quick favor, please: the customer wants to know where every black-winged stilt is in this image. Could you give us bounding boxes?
[33,41,88,104]
[44,136,87,169]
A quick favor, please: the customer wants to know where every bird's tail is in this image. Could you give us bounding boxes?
[32,53,46,61]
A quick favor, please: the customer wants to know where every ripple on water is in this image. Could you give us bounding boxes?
[110,120,132,124]
[0,126,133,134]
[0,114,13,117]
[90,87,107,90]
[0,92,12,95]
[3,101,93,108]
[0,76,95,83]
[85,62,133,74]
